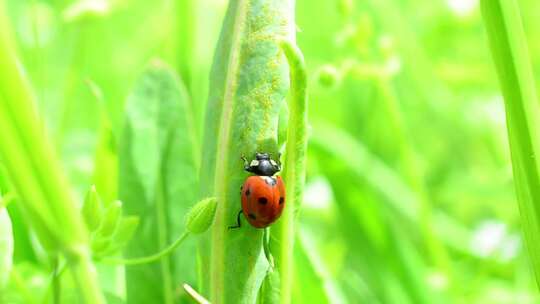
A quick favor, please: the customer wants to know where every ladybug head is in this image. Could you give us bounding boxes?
[255,152,270,160]
[243,152,281,176]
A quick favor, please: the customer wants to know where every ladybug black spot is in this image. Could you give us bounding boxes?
[258,197,268,205]
[279,197,284,204]
[248,213,256,220]
[245,188,251,196]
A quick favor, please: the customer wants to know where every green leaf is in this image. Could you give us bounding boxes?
[95,216,140,258]
[0,205,13,291]
[198,0,295,302]
[91,237,112,257]
[310,123,470,254]
[291,229,345,304]
[87,80,119,205]
[119,60,198,303]
[112,216,140,247]
[309,124,466,302]
[96,200,123,239]
[481,0,540,289]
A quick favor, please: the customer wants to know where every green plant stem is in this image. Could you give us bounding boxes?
[53,258,60,304]
[272,40,308,304]
[42,262,68,304]
[67,247,105,304]
[481,0,540,288]
[263,228,274,268]
[155,175,173,304]
[102,232,189,265]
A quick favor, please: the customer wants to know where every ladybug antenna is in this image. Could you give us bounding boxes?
[241,155,250,170]
[276,152,282,169]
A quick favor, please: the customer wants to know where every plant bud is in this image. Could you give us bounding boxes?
[185,197,217,234]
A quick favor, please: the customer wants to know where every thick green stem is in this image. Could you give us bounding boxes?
[271,40,308,304]
[67,247,105,304]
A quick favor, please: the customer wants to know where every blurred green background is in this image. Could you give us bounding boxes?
[2,0,540,303]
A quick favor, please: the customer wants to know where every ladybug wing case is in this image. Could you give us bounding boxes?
[241,176,285,228]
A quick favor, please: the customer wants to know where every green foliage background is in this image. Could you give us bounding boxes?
[1,0,540,303]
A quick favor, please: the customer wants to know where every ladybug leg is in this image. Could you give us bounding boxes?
[228,209,243,230]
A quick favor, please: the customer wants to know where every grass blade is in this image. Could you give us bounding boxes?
[480,0,540,288]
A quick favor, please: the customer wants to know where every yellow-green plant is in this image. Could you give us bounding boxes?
[0,1,104,302]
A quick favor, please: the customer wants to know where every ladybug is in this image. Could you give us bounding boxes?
[229,152,285,229]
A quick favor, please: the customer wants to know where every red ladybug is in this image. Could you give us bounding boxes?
[229,152,285,229]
